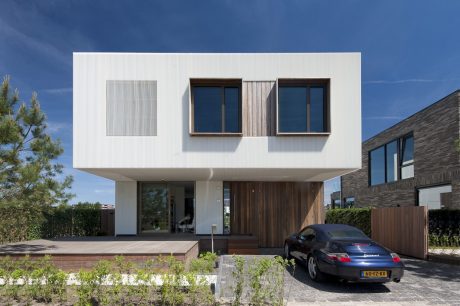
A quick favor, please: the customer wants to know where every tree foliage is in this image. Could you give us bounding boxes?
[0,75,73,209]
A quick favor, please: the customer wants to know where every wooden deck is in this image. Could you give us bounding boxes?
[0,236,199,271]
[0,234,265,270]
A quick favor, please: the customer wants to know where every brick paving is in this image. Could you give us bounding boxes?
[217,255,460,305]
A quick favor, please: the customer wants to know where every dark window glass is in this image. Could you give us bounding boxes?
[192,85,240,133]
[386,140,398,182]
[327,229,369,239]
[402,135,414,164]
[140,183,169,233]
[224,87,240,133]
[310,87,325,132]
[223,183,231,235]
[370,146,385,185]
[193,87,222,133]
[300,228,315,241]
[278,87,308,132]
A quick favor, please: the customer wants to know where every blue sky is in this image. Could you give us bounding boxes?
[1,0,459,205]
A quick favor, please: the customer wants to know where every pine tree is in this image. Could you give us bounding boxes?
[0,75,73,209]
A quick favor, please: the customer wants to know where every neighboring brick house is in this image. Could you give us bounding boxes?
[341,90,460,209]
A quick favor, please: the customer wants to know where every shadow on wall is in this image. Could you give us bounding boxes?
[181,87,242,152]
[267,136,328,152]
[0,243,57,253]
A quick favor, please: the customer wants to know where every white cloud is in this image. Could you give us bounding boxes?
[364,116,405,120]
[47,121,71,133]
[42,87,72,94]
[0,18,70,66]
[364,78,460,85]
[94,189,114,194]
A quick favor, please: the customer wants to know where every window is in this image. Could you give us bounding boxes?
[401,135,414,179]
[277,79,329,134]
[369,133,414,186]
[370,146,385,185]
[190,79,242,134]
[223,183,231,235]
[418,185,452,210]
[386,140,398,182]
[299,228,315,241]
[326,229,369,239]
[344,197,355,208]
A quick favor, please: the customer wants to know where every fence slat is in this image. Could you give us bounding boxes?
[371,206,427,259]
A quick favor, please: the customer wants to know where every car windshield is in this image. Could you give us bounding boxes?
[326,229,369,239]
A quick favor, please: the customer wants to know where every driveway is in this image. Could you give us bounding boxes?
[218,255,460,305]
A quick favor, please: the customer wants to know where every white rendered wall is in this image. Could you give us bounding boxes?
[115,181,137,235]
[195,181,223,235]
[73,53,361,182]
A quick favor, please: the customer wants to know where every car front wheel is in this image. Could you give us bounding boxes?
[307,255,326,282]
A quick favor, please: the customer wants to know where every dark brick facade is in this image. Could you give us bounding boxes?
[341,90,460,208]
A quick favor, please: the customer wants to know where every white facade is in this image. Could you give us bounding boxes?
[73,53,362,235]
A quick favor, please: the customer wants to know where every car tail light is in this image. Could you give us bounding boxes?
[327,253,351,263]
[391,253,401,263]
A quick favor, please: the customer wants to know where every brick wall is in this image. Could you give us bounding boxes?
[341,90,460,208]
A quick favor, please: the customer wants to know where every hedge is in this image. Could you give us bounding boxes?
[0,203,107,244]
[325,208,372,236]
[326,207,460,247]
[429,209,460,247]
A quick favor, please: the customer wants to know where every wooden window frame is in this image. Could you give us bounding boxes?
[189,78,243,136]
[276,78,331,136]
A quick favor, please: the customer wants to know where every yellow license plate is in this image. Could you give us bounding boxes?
[362,271,388,278]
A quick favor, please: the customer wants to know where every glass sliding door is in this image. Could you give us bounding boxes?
[140,183,169,233]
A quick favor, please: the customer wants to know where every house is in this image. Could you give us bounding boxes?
[341,90,460,210]
[73,53,361,248]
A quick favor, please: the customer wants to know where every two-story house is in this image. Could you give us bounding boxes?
[73,53,361,248]
[341,90,460,210]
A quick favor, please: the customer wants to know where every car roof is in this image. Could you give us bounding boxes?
[308,224,360,232]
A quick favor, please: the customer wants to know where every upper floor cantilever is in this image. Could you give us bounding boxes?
[73,52,361,181]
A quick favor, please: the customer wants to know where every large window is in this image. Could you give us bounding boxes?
[370,146,385,185]
[369,133,414,186]
[277,79,329,134]
[190,79,241,134]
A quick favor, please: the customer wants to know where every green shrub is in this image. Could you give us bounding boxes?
[232,255,245,306]
[325,208,372,236]
[0,202,110,244]
[231,255,293,306]
[190,252,217,274]
[0,254,217,305]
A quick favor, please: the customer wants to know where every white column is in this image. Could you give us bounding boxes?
[115,181,137,235]
[195,181,223,234]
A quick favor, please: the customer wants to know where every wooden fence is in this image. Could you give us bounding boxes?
[371,206,428,259]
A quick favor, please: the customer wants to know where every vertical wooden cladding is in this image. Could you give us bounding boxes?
[371,206,428,259]
[242,81,276,136]
[229,182,324,247]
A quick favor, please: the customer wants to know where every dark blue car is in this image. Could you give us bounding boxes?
[284,224,404,283]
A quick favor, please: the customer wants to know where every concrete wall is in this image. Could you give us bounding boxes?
[73,53,361,182]
[341,91,460,209]
[195,181,223,235]
[115,181,137,235]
